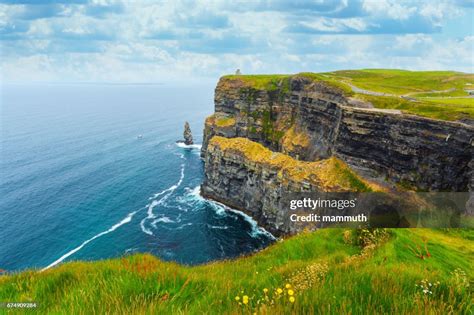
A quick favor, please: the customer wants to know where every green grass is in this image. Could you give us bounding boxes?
[424,97,474,106]
[1,228,472,314]
[326,69,474,96]
[222,73,353,96]
[413,90,469,98]
[222,70,474,121]
[355,94,474,121]
[222,74,291,91]
[298,72,354,96]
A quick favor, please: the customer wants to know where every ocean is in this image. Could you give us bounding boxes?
[0,83,274,272]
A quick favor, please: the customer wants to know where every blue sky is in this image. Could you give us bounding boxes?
[1,0,473,83]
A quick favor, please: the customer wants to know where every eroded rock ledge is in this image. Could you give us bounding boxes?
[201,136,382,236]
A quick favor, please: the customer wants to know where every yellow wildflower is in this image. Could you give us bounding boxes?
[288,289,294,296]
[277,288,283,294]
[243,295,249,305]
[289,296,295,303]
[263,288,268,293]
[235,296,240,301]
[285,284,291,289]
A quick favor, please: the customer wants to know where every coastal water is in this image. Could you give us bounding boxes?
[0,83,274,272]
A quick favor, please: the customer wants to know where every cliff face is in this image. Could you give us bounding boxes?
[334,107,472,191]
[202,75,473,191]
[201,75,473,235]
[201,137,379,236]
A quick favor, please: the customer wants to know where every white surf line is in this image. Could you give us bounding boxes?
[188,186,277,240]
[140,162,185,236]
[175,142,202,150]
[41,208,143,271]
[42,153,187,270]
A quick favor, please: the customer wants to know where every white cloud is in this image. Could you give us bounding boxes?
[420,2,462,22]
[0,0,472,82]
[362,0,417,20]
[393,34,432,50]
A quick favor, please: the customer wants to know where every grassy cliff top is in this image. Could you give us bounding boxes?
[222,69,474,96]
[220,69,474,121]
[209,136,382,192]
[1,228,472,314]
[328,69,474,96]
[221,72,352,95]
[222,69,473,95]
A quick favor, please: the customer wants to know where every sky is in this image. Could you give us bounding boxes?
[0,0,473,83]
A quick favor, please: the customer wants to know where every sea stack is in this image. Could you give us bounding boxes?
[183,121,193,145]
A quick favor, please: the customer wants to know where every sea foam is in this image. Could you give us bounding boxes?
[42,208,142,271]
[186,186,276,240]
[140,162,185,235]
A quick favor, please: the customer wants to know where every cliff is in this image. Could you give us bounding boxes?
[202,74,473,191]
[201,73,474,234]
[201,136,381,235]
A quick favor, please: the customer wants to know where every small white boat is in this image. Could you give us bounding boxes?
[137,135,143,139]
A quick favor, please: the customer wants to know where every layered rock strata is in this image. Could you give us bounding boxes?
[201,136,381,235]
[201,74,473,234]
[202,75,473,191]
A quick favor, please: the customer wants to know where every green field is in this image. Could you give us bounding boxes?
[222,73,354,96]
[355,94,474,121]
[1,228,472,314]
[326,69,474,96]
[424,97,474,106]
[224,69,474,121]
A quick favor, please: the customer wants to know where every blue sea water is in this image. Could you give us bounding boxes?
[0,83,274,272]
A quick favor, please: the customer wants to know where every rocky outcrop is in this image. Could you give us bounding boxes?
[202,75,473,191]
[201,137,381,236]
[183,121,193,145]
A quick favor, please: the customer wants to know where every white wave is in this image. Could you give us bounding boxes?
[149,187,174,200]
[151,216,175,226]
[125,247,138,254]
[207,224,229,230]
[189,185,201,197]
[186,186,276,240]
[140,163,185,235]
[184,186,225,215]
[227,207,275,240]
[42,209,141,271]
[176,222,193,230]
[42,156,188,270]
[176,142,202,150]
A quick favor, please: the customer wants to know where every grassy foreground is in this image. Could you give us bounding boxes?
[1,228,472,314]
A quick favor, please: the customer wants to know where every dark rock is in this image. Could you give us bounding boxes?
[183,121,193,145]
